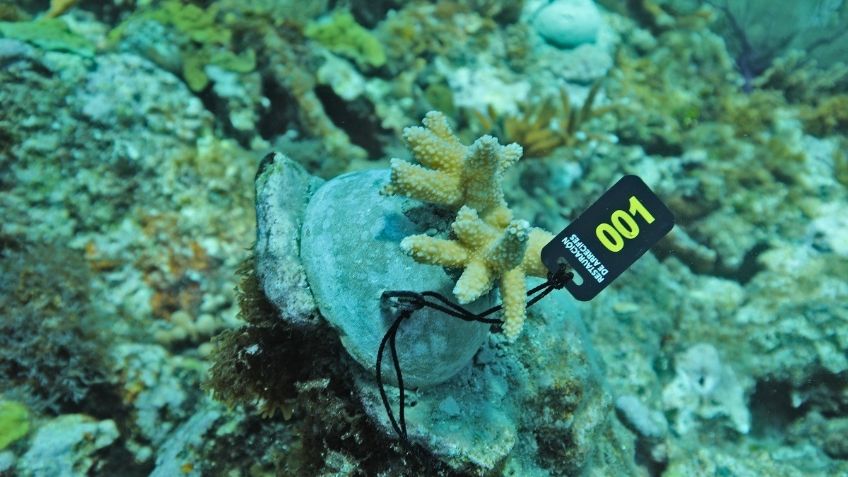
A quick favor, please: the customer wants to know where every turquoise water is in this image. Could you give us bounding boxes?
[1,1,846,475]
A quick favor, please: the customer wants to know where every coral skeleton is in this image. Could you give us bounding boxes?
[385,111,554,340]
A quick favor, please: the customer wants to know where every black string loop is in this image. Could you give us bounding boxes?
[376,266,572,442]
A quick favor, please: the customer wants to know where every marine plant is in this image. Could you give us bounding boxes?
[464,0,524,23]
[422,82,457,117]
[835,144,848,187]
[717,89,781,139]
[0,238,112,412]
[45,0,77,18]
[383,111,555,340]
[801,94,848,137]
[109,0,255,91]
[304,10,385,69]
[704,0,848,92]
[608,15,736,155]
[376,2,497,74]
[206,258,464,475]
[467,82,608,158]
[206,258,334,417]
[0,3,25,21]
[0,17,94,55]
[0,400,29,450]
[754,52,848,104]
[216,4,367,176]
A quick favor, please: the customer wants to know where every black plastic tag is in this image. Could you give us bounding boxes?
[542,175,674,301]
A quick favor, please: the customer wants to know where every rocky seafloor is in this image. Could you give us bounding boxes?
[1,0,847,476]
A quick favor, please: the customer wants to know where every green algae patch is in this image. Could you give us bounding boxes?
[803,94,848,137]
[108,0,229,47]
[0,18,94,56]
[0,400,30,450]
[305,10,385,69]
[146,0,229,46]
[109,0,256,92]
[182,48,256,91]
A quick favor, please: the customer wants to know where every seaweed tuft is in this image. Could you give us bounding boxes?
[206,255,470,475]
[466,82,609,159]
[0,237,114,413]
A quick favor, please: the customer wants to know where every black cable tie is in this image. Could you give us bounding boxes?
[376,310,409,441]
[376,265,571,442]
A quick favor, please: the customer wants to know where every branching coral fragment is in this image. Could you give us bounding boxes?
[383,111,519,220]
[401,206,553,340]
[385,112,557,340]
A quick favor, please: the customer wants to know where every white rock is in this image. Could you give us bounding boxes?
[18,415,119,477]
[446,63,530,116]
[662,343,751,435]
[532,0,602,48]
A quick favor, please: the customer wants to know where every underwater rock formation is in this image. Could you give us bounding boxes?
[254,155,325,328]
[529,0,603,48]
[254,150,496,386]
[0,28,253,474]
[254,151,489,387]
[353,277,629,474]
[6,1,847,475]
[17,414,118,477]
[247,144,639,473]
[662,343,750,435]
[300,168,492,386]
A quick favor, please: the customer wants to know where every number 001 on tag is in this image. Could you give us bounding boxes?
[542,175,674,301]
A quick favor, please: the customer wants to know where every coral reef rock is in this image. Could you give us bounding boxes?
[662,343,751,435]
[17,414,118,477]
[254,153,325,328]
[255,153,639,474]
[300,167,492,387]
[529,0,603,49]
[356,278,638,474]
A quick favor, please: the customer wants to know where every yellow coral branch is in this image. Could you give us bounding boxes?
[383,111,520,220]
[500,268,527,341]
[388,111,563,340]
[400,235,468,267]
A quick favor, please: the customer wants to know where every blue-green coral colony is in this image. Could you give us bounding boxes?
[1,0,847,475]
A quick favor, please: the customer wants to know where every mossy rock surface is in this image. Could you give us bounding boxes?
[254,153,324,327]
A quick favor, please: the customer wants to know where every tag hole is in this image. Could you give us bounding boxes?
[570,272,585,286]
